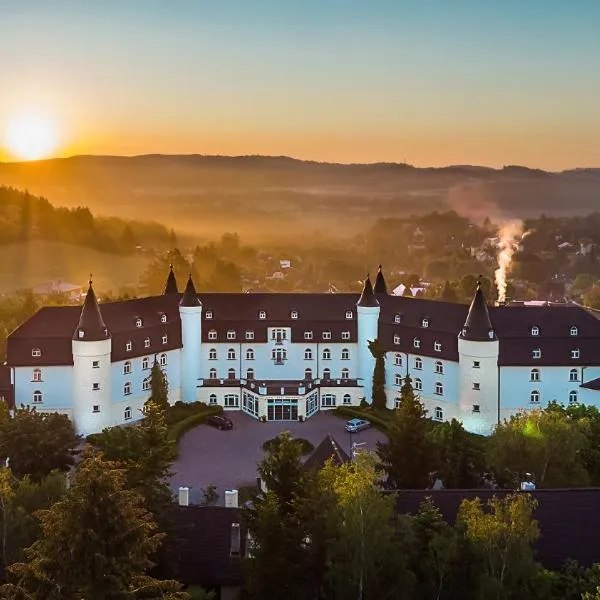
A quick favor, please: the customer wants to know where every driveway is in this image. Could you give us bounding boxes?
[170,411,387,505]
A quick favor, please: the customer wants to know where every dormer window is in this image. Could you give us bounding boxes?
[227,330,236,340]
[394,314,401,324]
[31,348,41,357]
[488,330,495,339]
[345,311,353,319]
[393,334,400,345]
[570,325,579,336]
[245,330,254,340]
[531,326,539,336]
[144,338,151,348]
[162,334,168,344]
[126,341,132,352]
[258,310,266,320]
[413,338,421,349]
[135,318,142,328]
[291,310,299,319]
[304,331,313,340]
[208,329,217,340]
[322,331,332,340]
[571,349,580,359]
[532,348,541,359]
[434,341,442,352]
[421,318,429,328]
[205,310,213,319]
[160,314,167,324]
[341,331,350,340]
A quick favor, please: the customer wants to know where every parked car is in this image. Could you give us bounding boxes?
[345,418,370,433]
[206,415,233,430]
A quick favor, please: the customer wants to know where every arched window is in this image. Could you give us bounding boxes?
[142,377,151,391]
[530,390,540,403]
[246,368,255,380]
[209,348,217,360]
[209,368,217,379]
[341,368,350,380]
[530,368,540,381]
[323,348,331,360]
[435,382,443,396]
[341,348,350,360]
[136,318,143,328]
[305,368,313,380]
[291,310,299,319]
[415,357,423,370]
[422,318,429,328]
[434,361,443,375]
[569,390,578,404]
[33,390,42,404]
[394,353,402,366]
[228,368,236,380]
[435,406,443,421]
[123,361,132,374]
[323,368,331,380]
[209,394,217,405]
[161,314,167,323]
[159,353,167,366]
[414,378,422,391]
[31,347,41,357]
[569,368,579,382]
[394,314,401,324]
[395,373,402,386]
[343,394,351,405]
[142,357,149,370]
[227,348,236,360]
[124,382,131,395]
[124,406,132,420]
[531,326,539,336]
[246,348,255,360]
[258,310,266,319]
[570,325,579,336]
[32,368,42,382]
[304,348,313,360]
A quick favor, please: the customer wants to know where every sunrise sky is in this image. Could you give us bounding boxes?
[1,0,599,169]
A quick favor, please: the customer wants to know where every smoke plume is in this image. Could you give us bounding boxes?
[495,220,523,303]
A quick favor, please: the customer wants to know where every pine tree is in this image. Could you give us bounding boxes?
[368,340,387,410]
[148,359,170,415]
[377,375,436,488]
[2,451,188,600]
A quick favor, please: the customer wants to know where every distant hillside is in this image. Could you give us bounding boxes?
[1,155,599,243]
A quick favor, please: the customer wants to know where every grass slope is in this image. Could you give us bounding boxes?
[0,240,150,294]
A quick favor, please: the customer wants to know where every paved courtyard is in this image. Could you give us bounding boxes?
[170,411,387,505]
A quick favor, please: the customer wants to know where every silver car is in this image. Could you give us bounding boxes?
[345,418,371,433]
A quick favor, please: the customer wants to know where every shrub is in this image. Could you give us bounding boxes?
[167,405,223,444]
[262,436,314,455]
[166,401,210,426]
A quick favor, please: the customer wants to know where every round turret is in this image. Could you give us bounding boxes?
[356,275,380,403]
[179,274,202,403]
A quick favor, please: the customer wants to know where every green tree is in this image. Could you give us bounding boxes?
[583,284,600,309]
[368,340,387,410]
[0,405,79,482]
[460,274,479,299]
[148,359,170,415]
[2,451,188,600]
[487,409,589,488]
[377,375,436,489]
[457,493,541,600]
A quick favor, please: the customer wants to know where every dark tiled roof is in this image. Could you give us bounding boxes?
[374,266,388,295]
[72,283,110,341]
[460,283,496,341]
[395,489,600,569]
[163,265,179,295]
[582,377,600,390]
[180,275,201,307]
[357,276,379,307]
[170,506,245,586]
[303,434,350,471]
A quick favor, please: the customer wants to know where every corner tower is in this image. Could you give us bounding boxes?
[71,278,112,435]
[457,281,499,434]
[356,275,380,404]
[179,274,202,403]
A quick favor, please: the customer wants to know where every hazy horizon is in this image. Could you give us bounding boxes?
[1,1,600,169]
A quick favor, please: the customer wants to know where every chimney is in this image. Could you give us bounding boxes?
[230,522,241,556]
[224,489,239,508]
[178,486,190,506]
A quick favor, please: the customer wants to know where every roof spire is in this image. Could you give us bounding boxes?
[73,278,110,341]
[357,274,379,307]
[179,273,201,307]
[163,263,179,295]
[374,264,388,295]
[460,280,496,341]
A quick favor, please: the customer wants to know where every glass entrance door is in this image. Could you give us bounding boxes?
[267,398,298,421]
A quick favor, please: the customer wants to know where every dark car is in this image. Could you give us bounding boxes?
[206,414,233,430]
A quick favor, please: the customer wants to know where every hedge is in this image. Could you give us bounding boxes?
[333,406,391,432]
[167,405,224,444]
[262,436,314,455]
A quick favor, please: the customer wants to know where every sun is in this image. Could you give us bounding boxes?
[4,112,59,161]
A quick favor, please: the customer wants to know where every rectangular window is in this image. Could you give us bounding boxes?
[304,331,313,340]
[126,341,132,351]
[92,405,100,413]
[322,331,332,340]
[208,331,217,340]
[341,331,351,340]
[92,383,100,391]
[473,382,480,390]
[92,361,99,369]
[227,330,236,340]
[532,349,541,359]
[162,334,168,344]
[473,361,480,368]
[472,405,480,413]
[224,394,239,408]
[571,349,580,359]
[246,330,254,340]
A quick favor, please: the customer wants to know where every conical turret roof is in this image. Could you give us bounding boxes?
[460,281,496,341]
[357,275,379,307]
[179,274,201,307]
[374,265,388,295]
[163,264,179,295]
[73,278,110,341]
